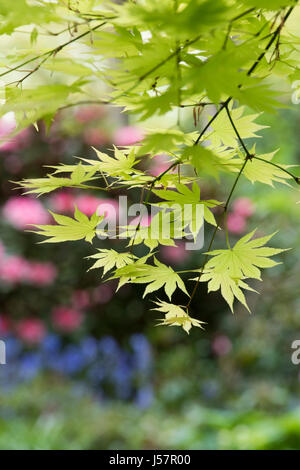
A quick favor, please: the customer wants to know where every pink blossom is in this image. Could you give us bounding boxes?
[129,214,152,227]
[149,163,170,177]
[212,335,232,356]
[0,255,30,283]
[114,126,144,146]
[75,195,103,217]
[92,285,114,304]
[75,105,106,123]
[4,155,23,174]
[0,113,31,152]
[83,128,109,146]
[148,154,174,176]
[3,196,50,229]
[71,290,91,309]
[161,242,189,264]
[233,197,255,218]
[75,195,119,220]
[26,262,57,285]
[17,318,46,344]
[49,191,76,213]
[227,213,246,234]
[96,198,119,222]
[52,306,83,332]
[0,315,11,335]
[0,241,5,260]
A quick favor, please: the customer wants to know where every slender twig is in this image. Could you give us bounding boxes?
[193,5,295,147]
[186,5,296,309]
[224,103,252,157]
[0,21,106,80]
[252,156,300,184]
[224,212,231,249]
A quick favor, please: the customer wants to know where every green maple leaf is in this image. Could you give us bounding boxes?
[194,230,287,311]
[182,145,240,180]
[80,146,138,177]
[87,249,137,276]
[153,182,222,237]
[125,210,180,251]
[32,206,104,244]
[236,150,295,186]
[153,300,206,334]
[136,129,196,156]
[197,270,257,312]
[16,163,98,196]
[111,257,188,300]
[208,106,268,148]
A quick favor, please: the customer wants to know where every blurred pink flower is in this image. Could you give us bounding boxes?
[75,195,119,220]
[0,255,30,283]
[96,198,119,222]
[17,318,46,344]
[26,262,57,286]
[0,315,11,335]
[233,197,255,218]
[148,154,174,177]
[0,241,4,260]
[75,195,103,217]
[114,126,144,146]
[149,163,170,177]
[52,306,83,332]
[0,113,31,152]
[75,105,106,123]
[3,196,50,229]
[71,290,91,309]
[49,191,76,213]
[4,155,23,174]
[227,213,246,234]
[83,128,109,146]
[161,242,189,264]
[92,284,114,304]
[129,214,152,227]
[212,335,232,356]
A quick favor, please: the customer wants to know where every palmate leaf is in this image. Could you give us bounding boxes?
[32,206,104,244]
[124,210,182,250]
[153,182,222,236]
[153,300,206,334]
[181,145,240,180]
[80,146,139,177]
[208,106,268,148]
[1,81,85,134]
[236,150,295,186]
[110,257,188,300]
[194,230,287,311]
[16,163,98,196]
[136,129,197,156]
[87,249,137,276]
[197,270,257,312]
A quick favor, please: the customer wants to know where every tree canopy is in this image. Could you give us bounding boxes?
[1,0,300,333]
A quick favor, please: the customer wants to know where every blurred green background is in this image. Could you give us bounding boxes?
[0,101,299,450]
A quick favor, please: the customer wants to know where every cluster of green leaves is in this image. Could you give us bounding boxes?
[2,0,300,333]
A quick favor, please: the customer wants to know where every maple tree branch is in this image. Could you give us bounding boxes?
[194,5,295,147]
[0,21,106,81]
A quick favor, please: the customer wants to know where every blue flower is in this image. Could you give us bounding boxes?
[41,334,61,354]
[60,345,85,375]
[80,337,98,363]
[5,336,22,360]
[130,334,153,372]
[19,352,42,380]
[135,385,154,409]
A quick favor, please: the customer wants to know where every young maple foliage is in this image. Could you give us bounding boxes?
[2,0,300,333]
